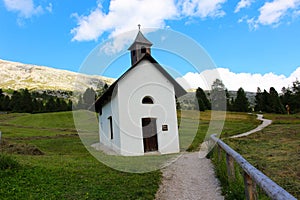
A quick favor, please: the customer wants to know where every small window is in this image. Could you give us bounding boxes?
[142,96,154,104]
[131,50,136,57]
[108,116,113,139]
[141,46,146,54]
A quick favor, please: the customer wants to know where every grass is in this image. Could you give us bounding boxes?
[180,110,260,151]
[1,110,292,199]
[0,111,160,200]
[210,147,271,200]
[221,112,261,138]
[213,113,300,199]
[0,153,20,170]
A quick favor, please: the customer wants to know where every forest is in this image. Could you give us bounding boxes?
[1,79,300,114]
[0,89,72,113]
[195,79,300,114]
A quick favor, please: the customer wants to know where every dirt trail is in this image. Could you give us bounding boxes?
[155,152,224,200]
[230,114,272,138]
[155,114,272,200]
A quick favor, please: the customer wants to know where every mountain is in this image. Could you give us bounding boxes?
[0,59,115,91]
[0,59,257,109]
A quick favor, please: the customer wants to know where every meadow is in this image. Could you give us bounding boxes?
[211,113,300,199]
[0,112,160,199]
[0,110,297,199]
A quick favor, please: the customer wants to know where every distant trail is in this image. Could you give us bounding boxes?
[230,114,272,138]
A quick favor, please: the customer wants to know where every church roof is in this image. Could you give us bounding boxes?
[95,53,187,112]
[128,31,153,50]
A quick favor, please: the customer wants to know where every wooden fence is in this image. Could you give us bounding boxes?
[210,134,297,200]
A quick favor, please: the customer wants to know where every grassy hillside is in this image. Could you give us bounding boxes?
[220,113,300,199]
[0,112,160,199]
[0,111,280,199]
[179,110,260,151]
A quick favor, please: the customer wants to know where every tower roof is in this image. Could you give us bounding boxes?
[128,30,153,50]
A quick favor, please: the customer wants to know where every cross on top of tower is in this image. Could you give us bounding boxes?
[128,24,153,65]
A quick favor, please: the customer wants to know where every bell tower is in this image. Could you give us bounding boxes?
[128,24,153,65]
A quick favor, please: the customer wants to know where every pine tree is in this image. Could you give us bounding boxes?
[210,79,226,111]
[291,80,300,112]
[269,87,285,114]
[195,87,211,111]
[0,89,3,110]
[255,87,264,112]
[10,91,22,112]
[2,96,10,111]
[67,100,73,111]
[83,88,96,109]
[225,89,232,111]
[233,87,249,112]
[45,97,56,112]
[21,89,33,113]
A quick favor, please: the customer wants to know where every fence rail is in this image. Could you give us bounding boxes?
[210,134,297,200]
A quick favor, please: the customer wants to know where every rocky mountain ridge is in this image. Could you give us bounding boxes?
[0,59,115,92]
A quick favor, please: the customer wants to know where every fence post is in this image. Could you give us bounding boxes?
[226,153,235,180]
[210,134,297,200]
[244,172,258,200]
[217,144,222,161]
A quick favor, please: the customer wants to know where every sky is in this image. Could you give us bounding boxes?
[1,0,300,92]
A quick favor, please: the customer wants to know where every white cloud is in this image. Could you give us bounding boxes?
[237,15,248,23]
[71,0,178,42]
[176,67,300,92]
[246,0,300,29]
[179,0,227,18]
[3,0,42,18]
[71,0,228,42]
[3,0,52,19]
[234,0,253,13]
[258,0,300,25]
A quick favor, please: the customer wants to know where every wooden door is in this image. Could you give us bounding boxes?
[142,118,158,152]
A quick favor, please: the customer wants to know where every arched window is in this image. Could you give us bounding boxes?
[142,96,154,104]
[141,46,146,54]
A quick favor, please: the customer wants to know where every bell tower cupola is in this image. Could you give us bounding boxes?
[128,24,153,65]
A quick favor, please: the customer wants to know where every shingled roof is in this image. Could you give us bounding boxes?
[128,31,153,50]
[94,53,186,112]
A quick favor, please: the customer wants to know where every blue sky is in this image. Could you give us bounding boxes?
[1,0,300,92]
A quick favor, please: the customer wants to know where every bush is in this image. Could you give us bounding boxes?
[0,153,20,170]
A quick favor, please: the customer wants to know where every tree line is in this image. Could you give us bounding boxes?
[195,79,300,114]
[0,89,72,113]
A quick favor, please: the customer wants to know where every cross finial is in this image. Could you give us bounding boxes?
[138,24,141,30]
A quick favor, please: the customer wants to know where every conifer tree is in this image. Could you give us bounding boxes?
[269,87,285,114]
[196,87,211,111]
[233,87,249,112]
[210,79,226,111]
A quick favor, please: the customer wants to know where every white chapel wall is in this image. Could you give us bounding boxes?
[117,60,180,155]
[99,92,121,154]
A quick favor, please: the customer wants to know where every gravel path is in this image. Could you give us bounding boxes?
[155,114,272,200]
[230,114,272,138]
[155,152,224,200]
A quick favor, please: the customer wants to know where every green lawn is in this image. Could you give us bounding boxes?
[0,110,267,199]
[180,110,260,151]
[0,112,160,200]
